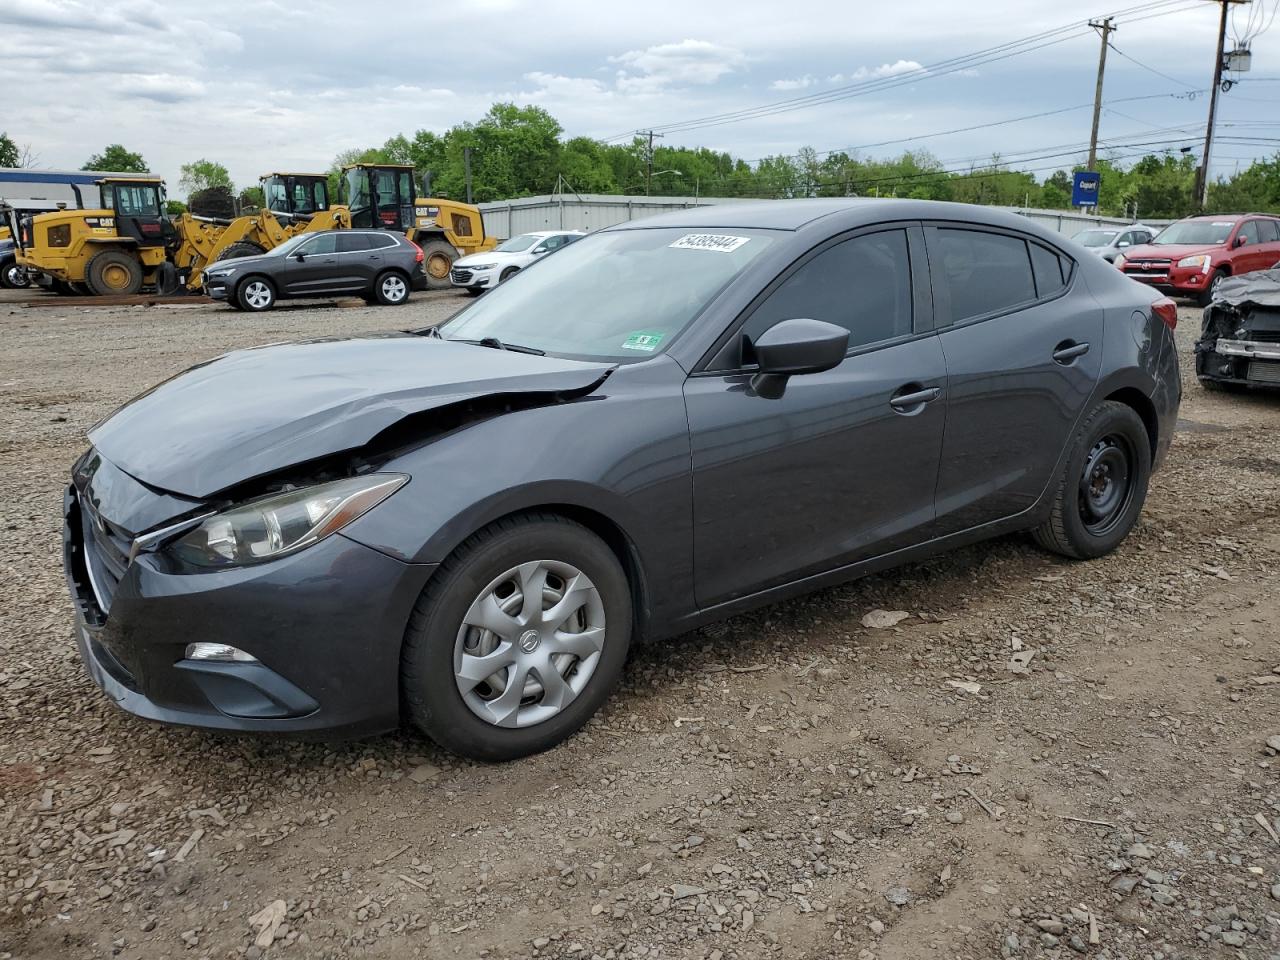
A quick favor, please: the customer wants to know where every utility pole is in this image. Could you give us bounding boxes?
[1086,17,1115,173]
[463,147,473,205]
[639,130,664,195]
[1195,0,1249,209]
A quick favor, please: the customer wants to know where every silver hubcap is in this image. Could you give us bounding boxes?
[245,281,271,308]
[382,275,407,301]
[5,266,25,286]
[454,560,606,729]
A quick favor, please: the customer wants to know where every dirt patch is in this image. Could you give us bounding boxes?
[0,295,1277,959]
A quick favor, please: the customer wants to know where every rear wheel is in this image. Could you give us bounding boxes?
[373,270,410,305]
[215,241,266,262]
[402,514,632,761]
[418,239,456,290]
[1033,401,1151,560]
[86,250,143,296]
[236,276,276,312]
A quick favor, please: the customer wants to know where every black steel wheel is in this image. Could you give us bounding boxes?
[1033,401,1152,559]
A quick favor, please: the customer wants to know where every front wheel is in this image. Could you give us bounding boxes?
[236,277,276,312]
[418,240,457,290]
[3,263,30,288]
[401,514,633,761]
[373,270,409,305]
[1033,401,1152,560]
[1198,268,1228,307]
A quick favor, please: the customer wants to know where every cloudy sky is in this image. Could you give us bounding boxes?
[3,0,1278,196]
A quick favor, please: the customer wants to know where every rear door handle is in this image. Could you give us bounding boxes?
[889,385,942,411]
[1052,341,1090,364]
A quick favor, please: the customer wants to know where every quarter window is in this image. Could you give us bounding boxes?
[1029,242,1069,299]
[741,229,914,352]
[936,229,1035,322]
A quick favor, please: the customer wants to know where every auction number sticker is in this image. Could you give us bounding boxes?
[669,234,751,253]
[622,331,665,352]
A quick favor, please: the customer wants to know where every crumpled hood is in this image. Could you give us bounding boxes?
[89,333,613,498]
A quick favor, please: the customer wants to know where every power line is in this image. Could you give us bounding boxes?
[1105,40,1197,86]
[598,0,1202,141]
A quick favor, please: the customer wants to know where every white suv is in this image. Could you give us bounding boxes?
[450,230,584,295]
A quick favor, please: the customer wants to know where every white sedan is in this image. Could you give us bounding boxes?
[450,230,585,295]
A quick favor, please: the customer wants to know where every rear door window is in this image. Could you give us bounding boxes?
[336,233,371,252]
[935,229,1036,323]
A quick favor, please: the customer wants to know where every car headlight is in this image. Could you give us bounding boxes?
[170,474,407,568]
[1177,255,1210,271]
[461,263,495,271]
[1114,255,1126,269]
[208,268,235,278]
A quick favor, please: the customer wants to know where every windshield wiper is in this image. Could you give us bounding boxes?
[459,336,546,356]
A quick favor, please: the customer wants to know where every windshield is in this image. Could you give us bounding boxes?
[439,228,776,361]
[1152,220,1235,245]
[495,234,542,253]
[1075,229,1118,248]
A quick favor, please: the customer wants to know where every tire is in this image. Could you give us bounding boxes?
[236,276,276,312]
[466,287,484,297]
[2,262,30,289]
[215,241,266,263]
[1033,401,1152,560]
[372,269,410,306]
[499,266,520,283]
[50,279,76,296]
[418,239,457,290]
[85,250,143,296]
[70,282,92,296]
[402,513,633,762]
[1198,268,1228,308]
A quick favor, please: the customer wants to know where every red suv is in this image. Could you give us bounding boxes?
[1116,214,1280,305]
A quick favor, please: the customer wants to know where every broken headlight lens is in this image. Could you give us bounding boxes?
[170,474,407,568]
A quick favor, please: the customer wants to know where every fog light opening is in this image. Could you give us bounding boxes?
[184,643,258,663]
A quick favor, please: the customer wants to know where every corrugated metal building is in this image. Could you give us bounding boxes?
[477,193,1169,242]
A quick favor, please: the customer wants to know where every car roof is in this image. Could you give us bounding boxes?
[605,197,1052,234]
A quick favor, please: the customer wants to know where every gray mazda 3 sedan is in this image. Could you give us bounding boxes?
[64,199,1181,761]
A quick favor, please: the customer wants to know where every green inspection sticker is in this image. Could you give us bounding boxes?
[621,331,665,352]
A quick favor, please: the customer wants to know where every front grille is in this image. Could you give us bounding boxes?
[1244,330,1280,344]
[79,494,133,614]
[451,268,474,284]
[1248,360,1280,384]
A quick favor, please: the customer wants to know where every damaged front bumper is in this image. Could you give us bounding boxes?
[1196,272,1280,388]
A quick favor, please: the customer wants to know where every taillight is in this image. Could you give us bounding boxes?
[411,241,424,263]
[1152,297,1178,331]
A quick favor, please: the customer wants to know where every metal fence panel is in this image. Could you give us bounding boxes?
[477,194,1169,241]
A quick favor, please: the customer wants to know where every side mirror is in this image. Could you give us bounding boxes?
[293,252,306,261]
[532,245,549,254]
[1117,240,1130,248]
[749,318,849,399]
[1234,235,1248,248]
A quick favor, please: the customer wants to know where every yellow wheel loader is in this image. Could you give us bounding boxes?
[337,164,497,287]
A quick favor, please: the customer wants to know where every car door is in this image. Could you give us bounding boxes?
[683,224,947,607]
[283,233,340,295]
[1256,218,1280,268]
[926,225,1103,535]
[334,232,377,291]
[1233,219,1268,272]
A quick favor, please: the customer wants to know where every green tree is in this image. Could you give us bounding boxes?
[82,144,147,172]
[238,186,265,210]
[0,133,19,168]
[165,199,188,216]
[178,159,233,197]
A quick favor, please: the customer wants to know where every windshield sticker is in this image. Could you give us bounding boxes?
[1213,222,1234,227]
[622,331,665,352]
[669,234,751,253]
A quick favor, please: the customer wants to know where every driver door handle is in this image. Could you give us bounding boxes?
[1052,340,1090,364]
[889,385,942,410]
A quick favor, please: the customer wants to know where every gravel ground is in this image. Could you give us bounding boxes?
[1,288,1279,960]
